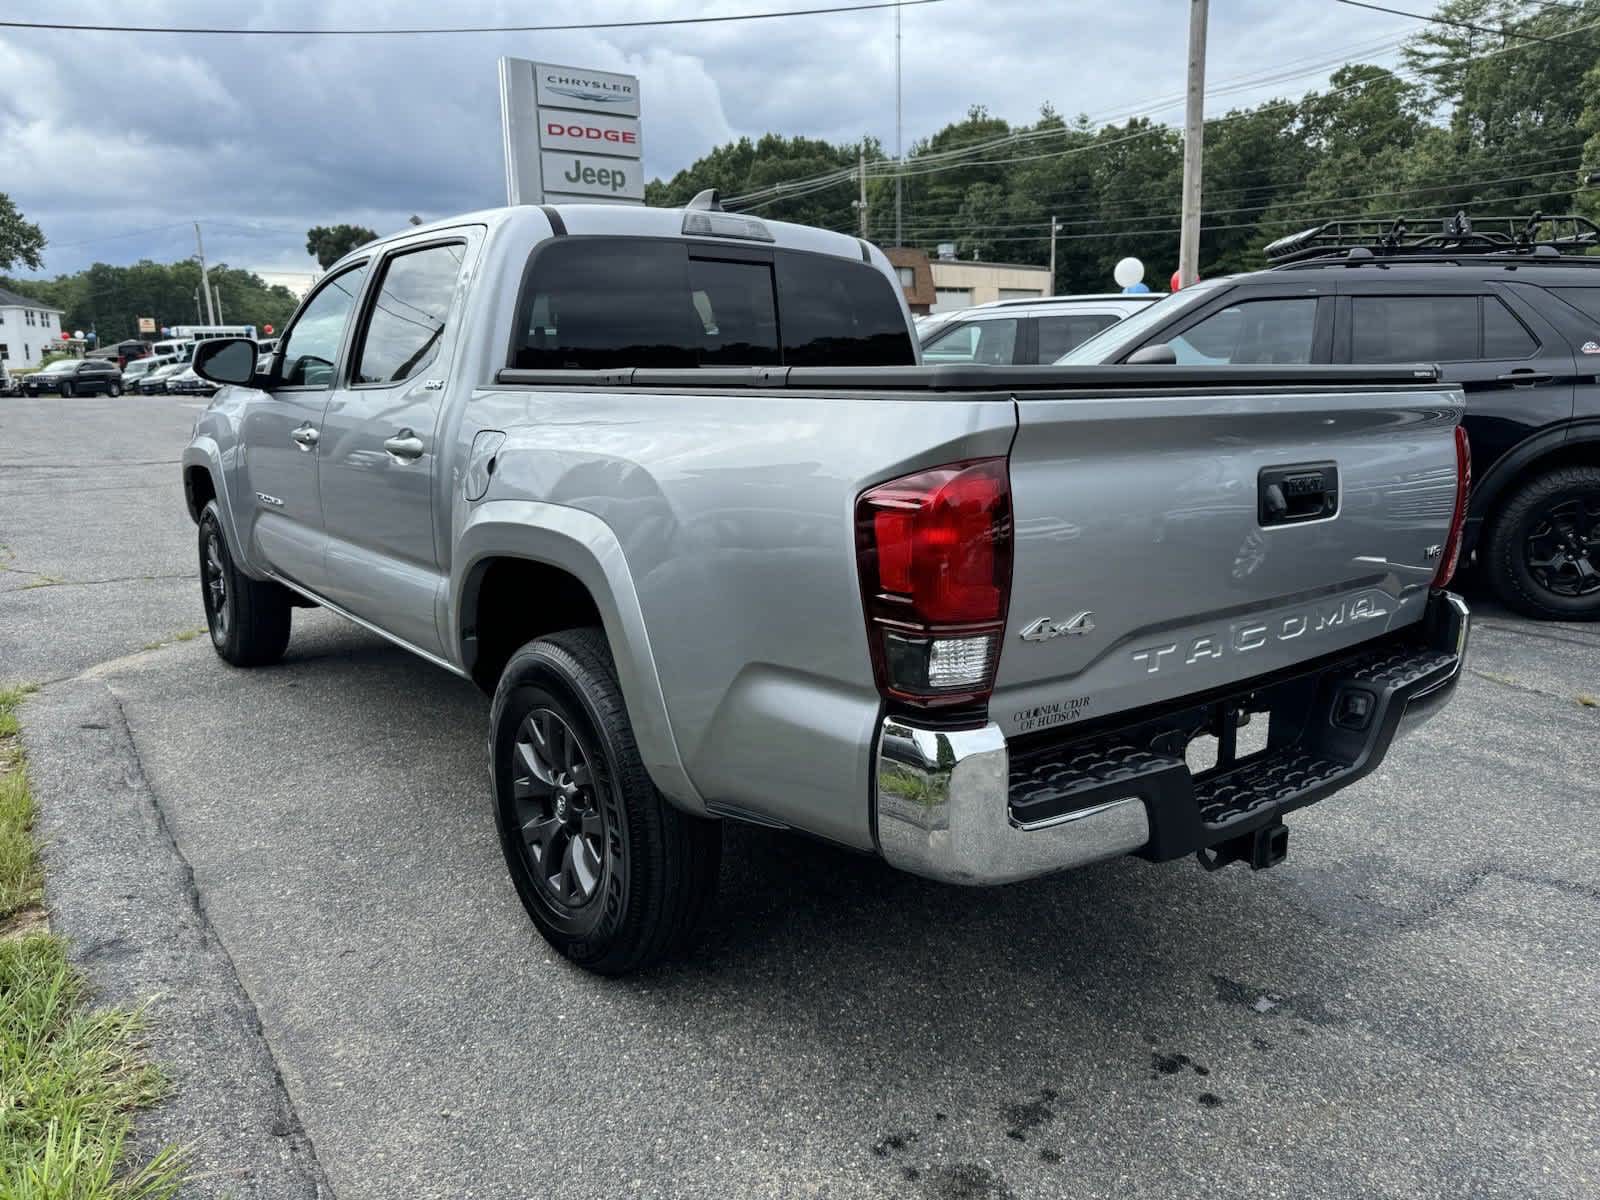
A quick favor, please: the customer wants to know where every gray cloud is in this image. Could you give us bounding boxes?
[1,0,1417,280]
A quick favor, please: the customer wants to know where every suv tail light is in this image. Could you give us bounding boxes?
[855,457,1013,709]
[1434,424,1471,589]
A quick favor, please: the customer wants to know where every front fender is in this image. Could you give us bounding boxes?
[181,437,262,579]
[450,500,705,814]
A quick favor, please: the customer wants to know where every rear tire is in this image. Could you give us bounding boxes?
[490,627,721,975]
[198,500,292,665]
[1482,465,1600,620]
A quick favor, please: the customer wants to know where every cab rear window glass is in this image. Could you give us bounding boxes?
[511,238,912,370]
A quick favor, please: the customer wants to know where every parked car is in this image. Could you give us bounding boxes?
[138,361,188,395]
[920,293,1163,364]
[168,365,218,396]
[21,357,124,397]
[121,355,172,391]
[1057,212,1600,620]
[183,198,1469,974]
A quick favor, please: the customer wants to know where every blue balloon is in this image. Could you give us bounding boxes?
[1123,281,1151,293]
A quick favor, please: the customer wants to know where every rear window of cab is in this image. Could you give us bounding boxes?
[510,237,914,371]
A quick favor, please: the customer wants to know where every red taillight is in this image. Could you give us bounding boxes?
[855,458,1013,708]
[1434,424,1471,589]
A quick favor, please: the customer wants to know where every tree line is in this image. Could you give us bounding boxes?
[647,0,1600,292]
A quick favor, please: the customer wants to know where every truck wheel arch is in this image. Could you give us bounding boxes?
[184,464,217,524]
[451,502,706,814]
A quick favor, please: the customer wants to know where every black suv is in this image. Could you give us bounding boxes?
[1061,214,1600,620]
[22,357,125,398]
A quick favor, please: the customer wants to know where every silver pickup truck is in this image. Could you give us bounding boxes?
[182,197,1471,974]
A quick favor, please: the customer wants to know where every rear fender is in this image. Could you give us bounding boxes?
[451,500,705,813]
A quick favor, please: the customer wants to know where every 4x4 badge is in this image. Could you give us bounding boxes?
[1020,612,1096,642]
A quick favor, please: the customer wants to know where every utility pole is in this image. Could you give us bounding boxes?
[213,284,224,324]
[194,221,218,325]
[894,1,903,247]
[193,288,203,322]
[856,146,869,238]
[1179,0,1208,288]
[1047,216,1061,297]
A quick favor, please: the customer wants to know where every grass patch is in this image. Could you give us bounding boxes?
[0,685,185,1197]
[0,936,183,1198]
[0,685,41,920]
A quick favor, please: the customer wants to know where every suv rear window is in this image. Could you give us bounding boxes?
[511,238,912,370]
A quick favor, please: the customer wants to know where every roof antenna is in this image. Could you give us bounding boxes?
[687,189,723,212]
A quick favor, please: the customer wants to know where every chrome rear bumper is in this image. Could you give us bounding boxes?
[874,592,1468,886]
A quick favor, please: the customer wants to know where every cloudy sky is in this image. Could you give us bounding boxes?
[0,0,1421,283]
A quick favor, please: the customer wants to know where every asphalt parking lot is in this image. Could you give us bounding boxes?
[3,392,1598,1200]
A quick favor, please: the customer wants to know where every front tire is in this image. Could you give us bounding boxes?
[58,383,72,398]
[490,628,721,975]
[1483,465,1600,620]
[198,500,292,665]
[109,381,122,397]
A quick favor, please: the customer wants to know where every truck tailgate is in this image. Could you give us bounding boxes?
[993,384,1464,739]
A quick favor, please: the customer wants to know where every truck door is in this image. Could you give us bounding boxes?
[240,261,369,592]
[316,237,471,656]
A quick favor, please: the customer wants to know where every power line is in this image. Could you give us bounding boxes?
[1332,0,1589,46]
[0,0,948,36]
[867,144,1588,228]
[728,9,1600,210]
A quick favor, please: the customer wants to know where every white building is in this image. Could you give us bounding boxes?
[0,286,64,368]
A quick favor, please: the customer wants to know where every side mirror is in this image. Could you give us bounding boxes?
[1126,343,1178,365]
[193,337,260,386]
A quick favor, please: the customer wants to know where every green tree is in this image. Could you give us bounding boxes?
[305,224,378,269]
[0,193,45,272]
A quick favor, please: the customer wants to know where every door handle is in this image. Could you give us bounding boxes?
[290,424,319,449]
[1496,370,1554,386]
[383,429,425,462]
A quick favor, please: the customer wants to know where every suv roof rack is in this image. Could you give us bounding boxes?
[1263,211,1600,266]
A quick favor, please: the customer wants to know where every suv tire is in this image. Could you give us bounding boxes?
[490,628,721,974]
[198,500,293,665]
[58,382,72,398]
[1482,465,1600,620]
[108,381,122,397]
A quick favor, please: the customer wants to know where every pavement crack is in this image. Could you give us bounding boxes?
[101,683,336,1199]
[1466,667,1594,708]
[3,572,190,593]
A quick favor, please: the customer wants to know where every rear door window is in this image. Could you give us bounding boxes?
[1035,313,1120,362]
[353,242,465,384]
[1350,296,1479,362]
[921,318,1019,365]
[1164,298,1318,364]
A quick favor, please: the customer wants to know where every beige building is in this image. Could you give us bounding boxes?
[883,248,1051,315]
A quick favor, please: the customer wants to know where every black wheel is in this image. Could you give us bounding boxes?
[1483,465,1600,620]
[197,500,292,665]
[58,382,72,398]
[490,628,721,975]
[108,381,121,397]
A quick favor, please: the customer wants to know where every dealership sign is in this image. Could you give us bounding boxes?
[499,58,643,205]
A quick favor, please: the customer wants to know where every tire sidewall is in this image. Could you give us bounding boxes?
[491,650,632,960]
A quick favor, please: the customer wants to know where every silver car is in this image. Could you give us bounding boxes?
[919,293,1162,365]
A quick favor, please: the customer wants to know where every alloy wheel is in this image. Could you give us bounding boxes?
[203,529,230,637]
[1524,493,1600,599]
[511,708,608,908]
